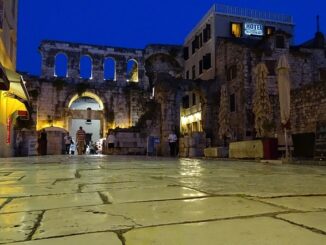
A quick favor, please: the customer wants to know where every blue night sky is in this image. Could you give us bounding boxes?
[17,0,325,76]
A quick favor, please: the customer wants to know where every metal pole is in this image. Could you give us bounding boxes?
[284,128,289,161]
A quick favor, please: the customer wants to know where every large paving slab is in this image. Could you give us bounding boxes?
[0,193,103,213]
[33,196,285,239]
[101,186,207,203]
[0,198,7,207]
[81,181,173,192]
[8,232,122,245]
[261,196,326,211]
[0,211,41,244]
[278,212,326,233]
[179,175,326,197]
[124,217,326,245]
[0,184,78,198]
[0,155,326,243]
[33,206,136,239]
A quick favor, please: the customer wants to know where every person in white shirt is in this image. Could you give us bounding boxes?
[168,132,177,157]
[64,133,72,155]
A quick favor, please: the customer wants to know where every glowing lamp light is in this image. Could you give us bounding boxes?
[180,112,202,126]
[86,107,92,124]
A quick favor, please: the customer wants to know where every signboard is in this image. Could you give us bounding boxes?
[6,117,12,144]
[18,110,29,120]
[244,23,264,36]
[28,138,38,156]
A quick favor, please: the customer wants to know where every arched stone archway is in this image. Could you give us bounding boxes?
[65,91,107,143]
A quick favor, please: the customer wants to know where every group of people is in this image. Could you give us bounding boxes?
[16,127,179,157]
[63,126,88,155]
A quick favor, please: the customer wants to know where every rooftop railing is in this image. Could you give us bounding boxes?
[185,4,293,42]
[215,4,293,24]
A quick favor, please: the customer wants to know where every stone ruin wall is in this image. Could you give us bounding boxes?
[214,35,326,142]
[25,40,184,148]
[291,82,326,135]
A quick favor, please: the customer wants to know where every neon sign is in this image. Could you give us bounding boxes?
[244,23,264,36]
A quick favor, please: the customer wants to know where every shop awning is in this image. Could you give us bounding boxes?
[5,68,30,102]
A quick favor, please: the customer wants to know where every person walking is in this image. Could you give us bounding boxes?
[64,132,72,155]
[168,132,177,157]
[38,129,47,155]
[15,130,23,157]
[76,126,86,155]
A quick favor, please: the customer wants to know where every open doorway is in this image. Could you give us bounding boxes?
[68,94,105,153]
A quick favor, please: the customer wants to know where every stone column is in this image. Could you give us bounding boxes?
[116,57,127,86]
[40,51,55,79]
[157,91,178,156]
[92,55,104,82]
[68,53,80,81]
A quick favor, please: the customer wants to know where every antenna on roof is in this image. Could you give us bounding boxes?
[317,15,320,33]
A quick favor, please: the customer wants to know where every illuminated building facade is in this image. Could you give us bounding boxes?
[0,0,30,157]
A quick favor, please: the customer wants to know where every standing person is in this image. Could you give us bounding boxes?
[39,129,47,155]
[76,126,86,155]
[15,130,23,157]
[168,132,177,157]
[107,132,115,154]
[64,133,72,155]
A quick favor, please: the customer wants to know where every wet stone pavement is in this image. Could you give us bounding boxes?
[0,156,326,244]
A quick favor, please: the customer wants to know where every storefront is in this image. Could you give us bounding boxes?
[0,65,30,157]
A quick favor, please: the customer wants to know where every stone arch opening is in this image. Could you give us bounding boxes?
[127,59,138,82]
[54,53,68,77]
[80,55,93,79]
[104,57,116,81]
[67,92,106,151]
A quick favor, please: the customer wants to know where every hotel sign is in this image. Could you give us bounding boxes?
[244,23,264,36]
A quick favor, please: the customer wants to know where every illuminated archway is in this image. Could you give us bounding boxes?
[68,91,104,110]
[67,91,106,146]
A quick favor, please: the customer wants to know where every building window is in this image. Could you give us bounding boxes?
[230,94,236,112]
[231,22,242,38]
[265,60,276,76]
[186,71,189,79]
[182,95,190,109]
[265,26,275,36]
[192,35,200,54]
[192,65,196,79]
[203,24,211,43]
[199,34,203,48]
[183,47,189,60]
[276,35,285,49]
[203,53,211,70]
[192,93,196,106]
[199,60,203,75]
[227,65,237,81]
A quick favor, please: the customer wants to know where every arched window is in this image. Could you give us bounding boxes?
[54,53,68,77]
[127,59,138,82]
[104,57,116,81]
[227,65,237,81]
[80,55,92,79]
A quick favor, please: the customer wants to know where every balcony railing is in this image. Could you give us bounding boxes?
[215,4,293,24]
[181,103,202,116]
